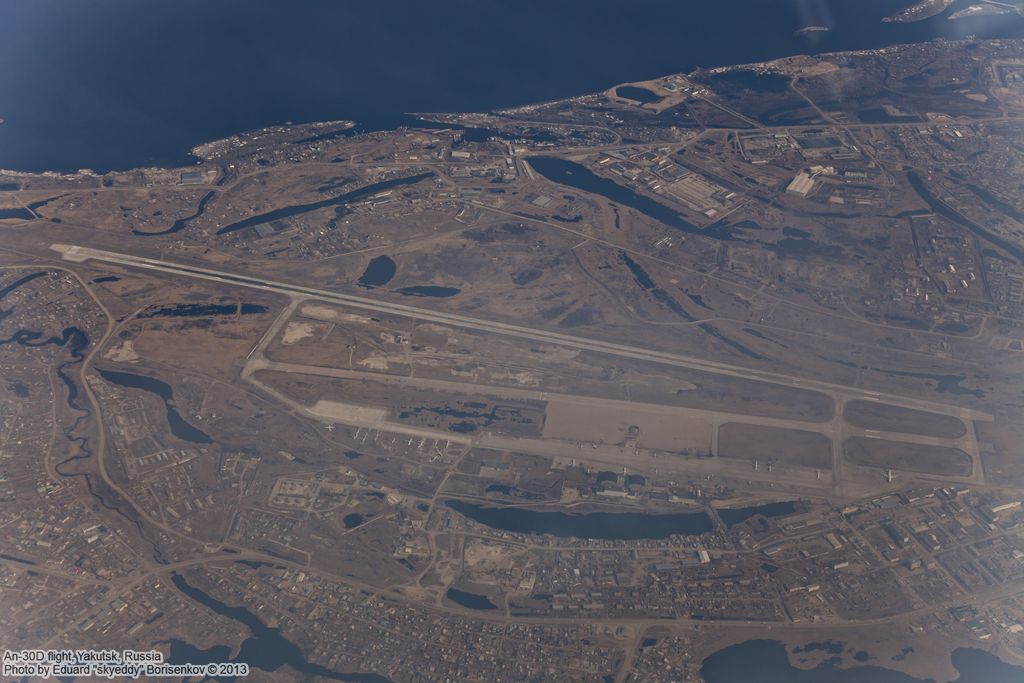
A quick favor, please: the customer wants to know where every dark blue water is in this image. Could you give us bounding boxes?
[168,573,392,682]
[871,367,985,398]
[615,85,660,103]
[0,271,46,303]
[0,0,1020,173]
[446,587,499,611]
[702,640,926,682]
[0,207,33,220]
[700,640,1024,683]
[907,170,1024,265]
[444,499,713,539]
[396,285,461,298]
[527,157,706,236]
[0,274,170,561]
[96,368,213,444]
[138,302,268,318]
[951,648,1024,682]
[216,172,432,235]
[357,255,397,288]
[718,501,797,528]
[0,326,89,410]
[967,183,1024,223]
[133,190,215,236]
[343,513,366,529]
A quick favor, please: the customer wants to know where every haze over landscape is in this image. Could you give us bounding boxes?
[2,1,1024,682]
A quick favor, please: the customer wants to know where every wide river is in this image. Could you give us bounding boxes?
[0,0,1022,172]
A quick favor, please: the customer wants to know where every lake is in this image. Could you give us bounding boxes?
[527,156,736,240]
[444,499,714,539]
[700,640,1024,683]
[1,0,1021,172]
[96,368,213,444]
[358,255,397,288]
[446,587,499,611]
[169,573,392,682]
[215,172,433,235]
[396,285,461,298]
[718,500,798,528]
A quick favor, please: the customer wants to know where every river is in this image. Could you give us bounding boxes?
[0,0,1021,172]
[0,272,168,562]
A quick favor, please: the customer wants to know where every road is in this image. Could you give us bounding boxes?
[12,542,1024,634]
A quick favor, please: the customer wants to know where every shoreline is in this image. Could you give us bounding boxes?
[0,37,1012,180]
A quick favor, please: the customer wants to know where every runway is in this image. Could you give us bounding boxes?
[52,243,991,421]
[54,243,989,494]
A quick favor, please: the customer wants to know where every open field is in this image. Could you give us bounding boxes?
[717,422,832,469]
[267,302,839,424]
[843,436,972,477]
[310,400,388,425]
[843,400,967,438]
[542,398,714,454]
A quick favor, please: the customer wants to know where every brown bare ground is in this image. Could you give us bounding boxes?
[718,422,832,469]
[844,400,966,438]
[843,436,971,476]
